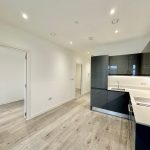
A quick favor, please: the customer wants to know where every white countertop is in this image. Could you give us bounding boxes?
[108,86,150,126]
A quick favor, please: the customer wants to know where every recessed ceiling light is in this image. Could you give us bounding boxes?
[69,41,73,45]
[88,37,94,40]
[50,32,56,37]
[115,30,119,34]
[110,8,115,15]
[87,52,90,54]
[74,20,79,24]
[22,13,28,20]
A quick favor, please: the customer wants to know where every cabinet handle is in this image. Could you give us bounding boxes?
[128,104,133,112]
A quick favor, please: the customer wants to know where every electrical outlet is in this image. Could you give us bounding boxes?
[141,82,147,85]
[48,97,52,101]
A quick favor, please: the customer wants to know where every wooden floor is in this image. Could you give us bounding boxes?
[0,94,131,150]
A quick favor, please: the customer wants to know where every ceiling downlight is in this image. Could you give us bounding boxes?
[110,8,116,15]
[22,13,28,20]
[50,32,56,37]
[115,30,119,34]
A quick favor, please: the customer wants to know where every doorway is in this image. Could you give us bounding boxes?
[75,64,82,98]
[0,44,27,119]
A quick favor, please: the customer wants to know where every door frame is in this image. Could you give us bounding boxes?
[75,63,83,96]
[0,42,31,120]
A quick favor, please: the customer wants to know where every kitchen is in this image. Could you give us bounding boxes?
[0,0,150,149]
[91,42,150,150]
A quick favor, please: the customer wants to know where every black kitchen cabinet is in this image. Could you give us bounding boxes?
[109,54,142,75]
[136,123,150,150]
[141,52,150,75]
[91,56,109,89]
[91,89,108,109]
[109,55,129,75]
[93,53,150,76]
[129,104,150,150]
[128,54,141,75]
[107,90,130,114]
[91,56,109,111]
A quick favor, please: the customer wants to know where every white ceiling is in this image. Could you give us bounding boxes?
[0,0,150,54]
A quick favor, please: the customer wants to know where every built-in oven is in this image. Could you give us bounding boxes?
[128,101,136,150]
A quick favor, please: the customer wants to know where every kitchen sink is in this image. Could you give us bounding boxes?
[111,88,125,92]
[134,97,150,107]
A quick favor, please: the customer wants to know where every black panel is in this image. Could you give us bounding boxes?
[109,55,129,75]
[128,54,141,75]
[136,123,150,150]
[91,56,109,89]
[141,52,150,75]
[91,89,108,109]
[107,90,130,114]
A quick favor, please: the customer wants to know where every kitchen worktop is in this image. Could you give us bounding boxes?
[108,86,150,126]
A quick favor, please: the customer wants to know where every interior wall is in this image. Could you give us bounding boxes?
[94,36,150,56]
[0,46,24,105]
[0,21,90,119]
[75,64,81,89]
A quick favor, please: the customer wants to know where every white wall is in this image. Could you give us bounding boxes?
[0,21,90,119]
[75,64,81,89]
[0,46,24,105]
[94,37,150,56]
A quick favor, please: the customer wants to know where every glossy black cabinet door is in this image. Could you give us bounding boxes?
[91,89,108,109]
[128,54,141,75]
[109,55,129,75]
[91,56,109,89]
[136,123,150,150]
[141,52,150,75]
[107,91,129,114]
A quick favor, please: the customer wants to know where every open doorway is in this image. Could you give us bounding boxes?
[0,45,27,119]
[75,64,82,98]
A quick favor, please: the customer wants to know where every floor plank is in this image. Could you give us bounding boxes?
[0,94,131,150]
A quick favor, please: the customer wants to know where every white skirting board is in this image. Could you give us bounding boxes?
[28,92,90,120]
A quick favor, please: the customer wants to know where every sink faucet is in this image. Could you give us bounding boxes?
[117,81,120,89]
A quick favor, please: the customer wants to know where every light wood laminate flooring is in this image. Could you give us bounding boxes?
[0,94,131,150]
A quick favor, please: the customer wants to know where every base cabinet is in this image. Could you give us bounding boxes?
[91,89,130,116]
[129,109,150,150]
[91,89,108,109]
[135,124,150,150]
[107,91,129,114]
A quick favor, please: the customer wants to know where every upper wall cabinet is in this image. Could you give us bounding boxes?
[141,52,150,75]
[109,55,129,75]
[128,54,141,75]
[109,54,141,75]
